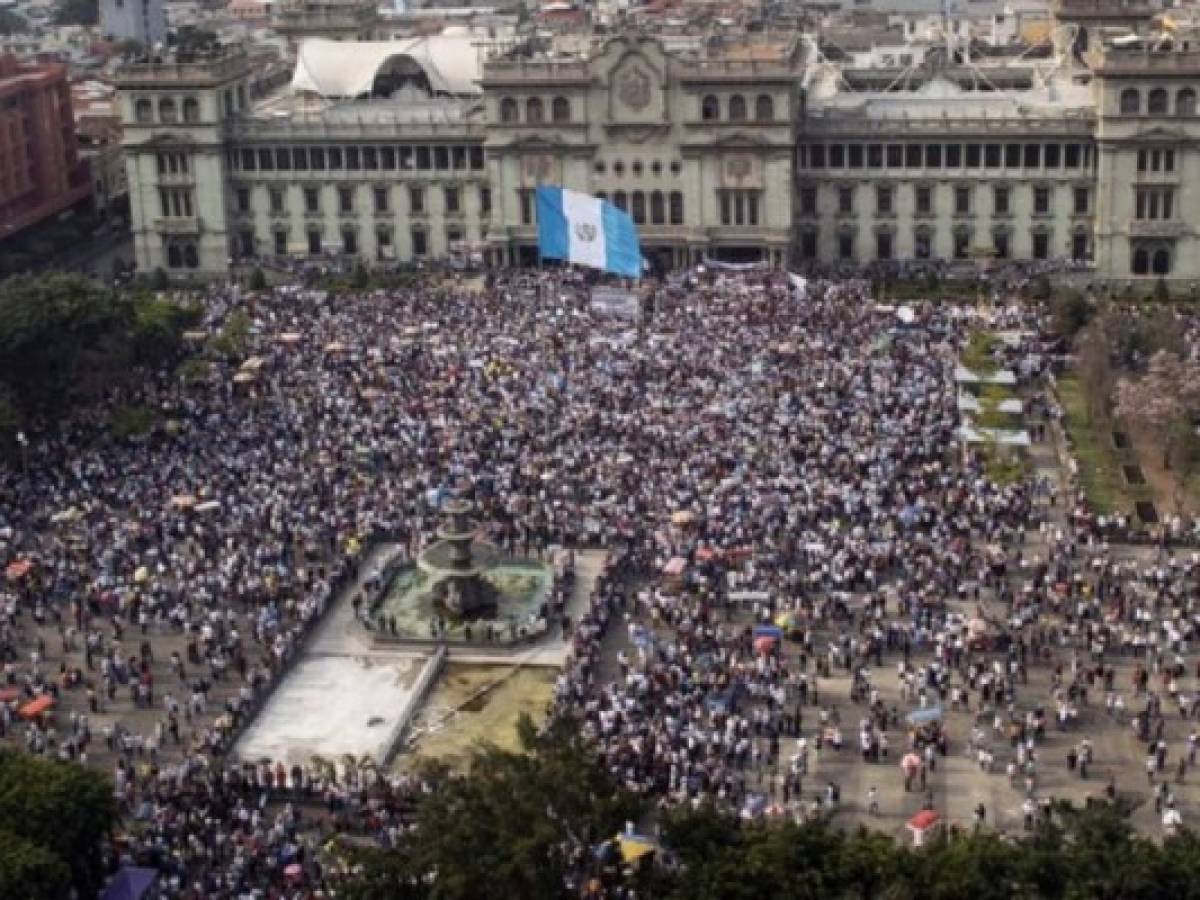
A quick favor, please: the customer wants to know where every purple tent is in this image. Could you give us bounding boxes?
[100,867,158,900]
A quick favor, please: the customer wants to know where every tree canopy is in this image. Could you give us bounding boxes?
[0,273,199,445]
[0,750,116,896]
[54,0,97,26]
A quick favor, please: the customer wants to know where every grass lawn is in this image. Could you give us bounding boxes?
[1056,374,1131,515]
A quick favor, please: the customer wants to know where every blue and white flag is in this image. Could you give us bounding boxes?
[536,186,642,279]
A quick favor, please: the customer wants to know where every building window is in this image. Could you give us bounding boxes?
[1179,88,1197,116]
[159,98,177,123]
[293,148,308,170]
[954,186,971,215]
[1133,247,1149,274]
[701,95,719,121]
[905,144,921,168]
[1153,248,1170,274]
[304,187,319,213]
[631,191,645,224]
[1135,187,1174,220]
[718,190,759,225]
[926,144,942,167]
[728,94,747,121]
[236,187,250,213]
[377,227,393,258]
[876,186,892,215]
[480,186,491,216]
[274,231,287,255]
[269,188,284,215]
[445,187,459,214]
[135,99,152,123]
[632,160,643,177]
[755,94,774,121]
[993,186,1009,216]
[1120,88,1140,115]
[275,148,291,171]
[800,231,817,259]
[239,230,254,256]
[837,187,853,214]
[308,229,322,255]
[407,187,423,215]
[411,229,427,257]
[876,232,892,260]
[470,147,484,170]
[374,187,389,213]
[914,230,931,259]
[526,97,544,124]
[338,187,353,214]
[915,185,932,215]
[669,191,683,224]
[551,96,570,123]
[800,187,817,216]
[1149,88,1169,115]
[954,232,970,259]
[1023,144,1041,168]
[838,232,854,260]
[342,229,357,255]
[1065,144,1081,168]
[1032,232,1049,260]
[166,243,182,268]
[650,190,664,224]
[1033,186,1051,215]
[984,144,1002,168]
[519,189,533,225]
[183,244,198,268]
[182,97,200,123]
[500,98,518,123]
[328,148,343,170]
[994,232,1009,259]
[1072,232,1089,260]
[434,147,449,170]
[1073,187,1089,215]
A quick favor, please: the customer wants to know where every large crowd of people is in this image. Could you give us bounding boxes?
[1,267,1200,896]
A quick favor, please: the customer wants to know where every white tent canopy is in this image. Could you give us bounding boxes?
[291,36,482,98]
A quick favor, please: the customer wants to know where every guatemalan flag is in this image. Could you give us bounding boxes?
[535,186,642,279]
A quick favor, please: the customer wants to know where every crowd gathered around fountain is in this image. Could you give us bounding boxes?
[5,267,1200,895]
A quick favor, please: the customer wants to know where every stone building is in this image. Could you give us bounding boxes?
[482,33,800,270]
[111,5,1200,289]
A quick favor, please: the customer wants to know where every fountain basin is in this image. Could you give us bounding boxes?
[373,557,553,644]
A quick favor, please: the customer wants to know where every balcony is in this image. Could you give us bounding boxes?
[154,217,202,234]
[1128,220,1186,237]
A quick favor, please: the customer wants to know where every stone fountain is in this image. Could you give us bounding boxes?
[372,498,553,642]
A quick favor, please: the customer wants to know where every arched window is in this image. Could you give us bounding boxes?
[159,98,177,123]
[650,190,664,224]
[1120,88,1140,115]
[551,96,570,123]
[701,94,719,121]
[613,191,628,212]
[1153,248,1171,274]
[167,243,182,268]
[1149,88,1169,114]
[135,99,152,123]
[728,94,747,121]
[183,244,199,269]
[499,98,518,123]
[1178,87,1196,116]
[755,94,774,122]
[182,97,200,123]
[631,191,645,223]
[526,97,544,124]
[1133,247,1149,274]
[669,191,683,224]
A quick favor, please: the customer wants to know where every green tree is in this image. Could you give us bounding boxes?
[0,750,115,894]
[0,8,30,34]
[248,266,267,291]
[0,828,71,900]
[341,715,640,900]
[54,0,97,26]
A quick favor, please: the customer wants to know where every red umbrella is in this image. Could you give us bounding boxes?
[754,635,777,656]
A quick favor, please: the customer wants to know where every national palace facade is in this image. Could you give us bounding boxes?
[113,0,1200,288]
